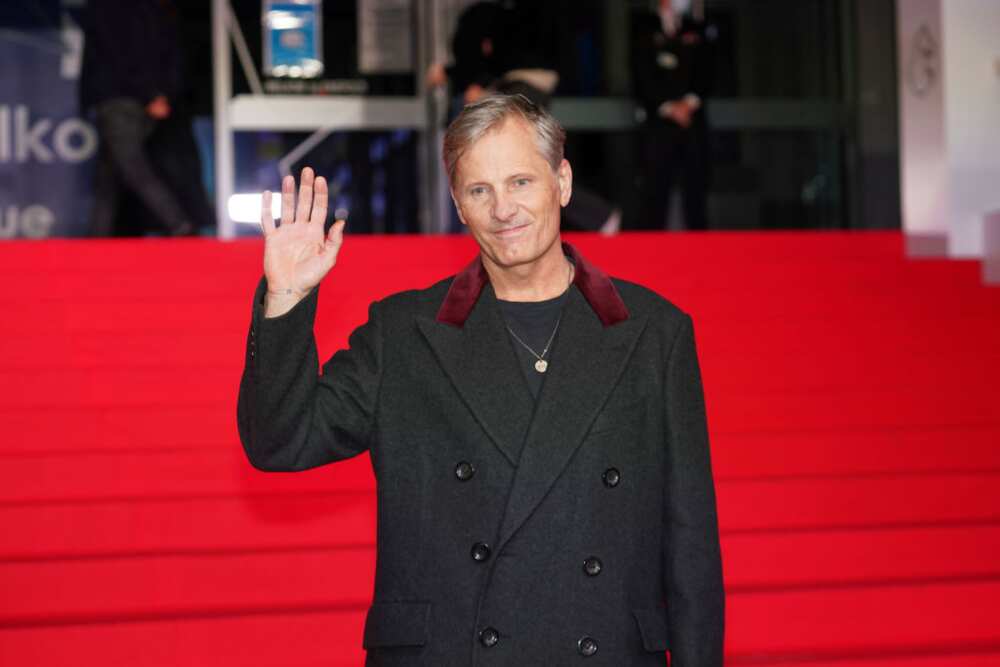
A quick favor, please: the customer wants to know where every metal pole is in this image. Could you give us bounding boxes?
[212,0,235,239]
[414,0,441,234]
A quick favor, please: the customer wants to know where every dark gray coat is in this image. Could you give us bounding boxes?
[237,243,724,666]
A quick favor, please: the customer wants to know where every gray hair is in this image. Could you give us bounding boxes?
[442,94,567,189]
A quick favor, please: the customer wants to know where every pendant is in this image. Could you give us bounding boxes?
[534,359,548,373]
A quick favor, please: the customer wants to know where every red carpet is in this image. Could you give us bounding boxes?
[1,232,998,665]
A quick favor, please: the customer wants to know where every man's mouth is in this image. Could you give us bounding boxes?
[494,222,530,237]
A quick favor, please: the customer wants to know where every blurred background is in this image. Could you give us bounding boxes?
[1,0,908,238]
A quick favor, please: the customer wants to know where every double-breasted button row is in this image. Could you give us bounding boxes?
[478,627,596,655]
[479,626,500,647]
[249,327,257,359]
[455,461,475,481]
[471,542,491,562]
[602,467,620,487]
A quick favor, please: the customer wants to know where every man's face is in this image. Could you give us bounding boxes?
[452,118,572,271]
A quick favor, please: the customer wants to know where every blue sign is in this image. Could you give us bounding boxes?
[0,6,95,238]
[263,1,324,78]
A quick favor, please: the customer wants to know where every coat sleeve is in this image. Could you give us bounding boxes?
[663,314,725,665]
[237,276,382,472]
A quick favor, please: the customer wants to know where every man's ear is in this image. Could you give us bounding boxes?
[557,158,573,207]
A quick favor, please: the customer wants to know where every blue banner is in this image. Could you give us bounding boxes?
[0,5,95,238]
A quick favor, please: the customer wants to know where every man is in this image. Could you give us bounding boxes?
[80,0,195,236]
[631,0,714,231]
[238,95,724,665]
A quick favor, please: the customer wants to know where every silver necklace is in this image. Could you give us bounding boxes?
[504,261,573,374]
[507,316,561,373]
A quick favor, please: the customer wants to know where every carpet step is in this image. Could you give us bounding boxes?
[4,405,999,466]
[718,470,1000,531]
[726,580,1000,656]
[2,566,999,663]
[0,549,373,625]
[4,524,1000,611]
[724,523,1000,589]
[731,654,1000,667]
[714,425,1000,478]
[3,426,1000,497]
[7,286,997,338]
[0,495,377,561]
[4,476,1000,575]
[4,317,1000,389]
[0,608,367,667]
[1,368,995,427]
[0,450,375,502]
[3,453,1000,532]
[0,405,234,451]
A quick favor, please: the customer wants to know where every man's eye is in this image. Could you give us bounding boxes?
[514,178,530,187]
[469,186,486,196]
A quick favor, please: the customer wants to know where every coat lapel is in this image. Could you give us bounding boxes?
[417,285,535,466]
[497,288,648,550]
[420,241,644,544]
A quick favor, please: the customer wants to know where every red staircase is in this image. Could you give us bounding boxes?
[1,232,998,665]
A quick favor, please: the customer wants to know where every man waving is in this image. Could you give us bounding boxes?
[238,94,724,665]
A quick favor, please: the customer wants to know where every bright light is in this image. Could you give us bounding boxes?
[228,193,281,225]
[267,11,306,30]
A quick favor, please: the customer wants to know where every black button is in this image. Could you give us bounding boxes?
[602,467,620,488]
[577,636,598,656]
[471,542,491,562]
[583,557,603,576]
[480,626,499,647]
[249,349,255,359]
[455,461,476,481]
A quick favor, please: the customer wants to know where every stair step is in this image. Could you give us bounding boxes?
[0,495,376,561]
[0,608,367,666]
[727,580,1000,656]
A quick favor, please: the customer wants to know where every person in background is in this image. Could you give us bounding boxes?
[631,0,714,231]
[80,0,196,237]
[426,1,507,116]
[428,1,622,235]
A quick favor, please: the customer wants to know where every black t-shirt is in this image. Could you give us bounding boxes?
[497,288,570,399]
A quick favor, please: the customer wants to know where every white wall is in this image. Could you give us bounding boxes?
[897,0,948,245]
[897,0,1000,258]
[941,0,1000,258]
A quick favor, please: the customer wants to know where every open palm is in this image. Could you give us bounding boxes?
[261,166,345,295]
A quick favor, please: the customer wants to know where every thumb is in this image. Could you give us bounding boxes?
[324,219,346,264]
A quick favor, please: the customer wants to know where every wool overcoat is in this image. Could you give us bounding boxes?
[237,243,724,666]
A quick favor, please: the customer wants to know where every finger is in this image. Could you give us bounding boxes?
[309,176,329,226]
[295,167,314,223]
[280,175,295,225]
[260,190,276,236]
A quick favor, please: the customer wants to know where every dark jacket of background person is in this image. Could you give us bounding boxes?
[447,1,563,107]
[630,10,713,126]
[79,0,180,110]
[79,0,211,236]
[237,244,725,665]
[630,9,714,231]
[446,1,507,95]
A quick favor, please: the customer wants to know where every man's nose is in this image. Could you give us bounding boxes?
[492,192,518,221]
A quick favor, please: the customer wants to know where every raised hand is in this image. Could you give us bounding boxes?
[260,167,345,316]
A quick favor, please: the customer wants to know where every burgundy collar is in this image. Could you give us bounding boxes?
[435,242,630,328]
